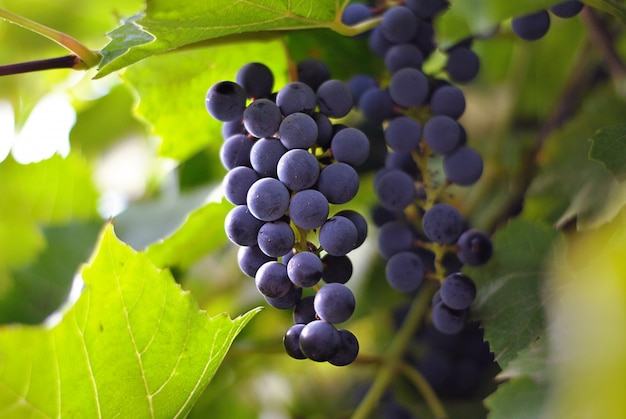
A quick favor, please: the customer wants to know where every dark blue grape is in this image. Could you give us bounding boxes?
[297,59,331,92]
[384,116,422,152]
[316,79,353,119]
[384,151,420,179]
[205,81,246,122]
[242,98,282,138]
[406,0,449,19]
[257,221,295,257]
[224,205,264,246]
[321,254,353,284]
[432,302,467,334]
[249,137,287,178]
[389,68,429,108]
[283,324,307,359]
[381,6,419,43]
[443,145,483,186]
[422,203,464,244]
[219,134,254,170]
[348,75,378,106]
[277,149,320,191]
[457,229,493,266]
[385,43,424,74]
[331,127,369,167]
[299,320,340,362]
[385,251,424,292]
[312,112,334,148]
[445,47,480,83]
[279,112,318,150]
[328,329,359,366]
[223,166,259,205]
[265,284,303,309]
[368,27,393,58]
[316,162,359,204]
[237,245,275,277]
[341,3,372,26]
[236,62,274,99]
[358,87,395,124]
[377,220,414,259]
[255,260,293,298]
[424,115,463,155]
[314,283,355,324]
[287,251,323,288]
[335,210,367,249]
[550,1,584,18]
[440,272,477,310]
[293,296,316,324]
[222,119,246,139]
[246,177,290,221]
[319,216,358,256]
[512,10,551,41]
[276,82,317,115]
[375,169,416,211]
[289,189,329,230]
[430,84,466,119]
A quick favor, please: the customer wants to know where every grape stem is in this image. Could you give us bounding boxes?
[351,281,442,419]
[0,8,100,73]
[399,361,448,419]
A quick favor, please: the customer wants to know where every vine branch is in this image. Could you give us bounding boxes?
[0,8,100,73]
[351,281,440,419]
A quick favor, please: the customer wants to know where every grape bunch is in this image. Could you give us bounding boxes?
[206,60,369,366]
[512,0,584,41]
[341,1,493,335]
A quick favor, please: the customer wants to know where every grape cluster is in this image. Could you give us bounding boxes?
[512,0,584,41]
[206,60,369,366]
[341,1,492,334]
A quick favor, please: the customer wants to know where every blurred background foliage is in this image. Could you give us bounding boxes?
[0,0,625,417]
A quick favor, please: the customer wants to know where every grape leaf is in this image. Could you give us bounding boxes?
[588,124,626,181]
[0,222,102,325]
[0,154,99,270]
[0,224,260,418]
[97,0,350,78]
[466,219,561,369]
[122,40,288,162]
[523,87,626,230]
[485,376,548,419]
[146,200,233,269]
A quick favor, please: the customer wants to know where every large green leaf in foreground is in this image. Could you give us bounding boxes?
[0,224,259,418]
[98,0,349,77]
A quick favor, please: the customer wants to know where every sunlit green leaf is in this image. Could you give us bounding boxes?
[146,200,232,269]
[0,224,260,418]
[0,222,102,325]
[0,154,99,269]
[97,0,350,77]
[122,40,289,162]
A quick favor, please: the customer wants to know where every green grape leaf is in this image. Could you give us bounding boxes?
[122,40,288,162]
[0,154,99,270]
[485,376,548,419]
[466,219,561,370]
[0,222,102,325]
[437,0,567,46]
[146,200,232,269]
[588,124,626,181]
[0,224,260,418]
[496,335,548,383]
[97,0,350,78]
[523,87,626,230]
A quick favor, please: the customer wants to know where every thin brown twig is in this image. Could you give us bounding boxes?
[0,55,82,76]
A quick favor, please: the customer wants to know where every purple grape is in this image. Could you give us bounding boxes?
[283,324,307,359]
[384,116,422,152]
[236,62,274,99]
[297,59,331,91]
[289,189,329,230]
[255,261,293,298]
[223,166,259,205]
[512,10,551,41]
[319,216,358,256]
[205,81,246,122]
[279,112,318,150]
[277,149,320,191]
[440,272,477,310]
[422,203,464,245]
[299,320,340,362]
[330,127,370,167]
[246,178,290,221]
[257,221,295,257]
[243,98,282,138]
[316,162,360,204]
[276,82,317,115]
[317,79,353,118]
[224,205,264,246]
[386,251,425,292]
[443,146,483,186]
[389,68,429,108]
[314,283,356,324]
[249,137,287,178]
[287,251,324,288]
[328,329,359,366]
